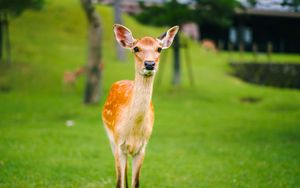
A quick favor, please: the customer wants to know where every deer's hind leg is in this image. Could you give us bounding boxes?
[103,124,128,188]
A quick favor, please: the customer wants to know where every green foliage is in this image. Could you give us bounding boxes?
[0,0,300,187]
[282,0,300,12]
[136,0,239,28]
[136,0,192,26]
[0,0,44,16]
[194,0,240,27]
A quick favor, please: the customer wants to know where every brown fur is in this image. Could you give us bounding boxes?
[102,24,178,188]
[201,39,217,52]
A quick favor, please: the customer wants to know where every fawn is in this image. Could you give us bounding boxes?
[63,67,86,86]
[201,39,217,52]
[102,24,179,188]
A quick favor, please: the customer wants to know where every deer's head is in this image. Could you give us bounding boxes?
[113,24,179,77]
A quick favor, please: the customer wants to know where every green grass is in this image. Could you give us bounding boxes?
[1,0,300,187]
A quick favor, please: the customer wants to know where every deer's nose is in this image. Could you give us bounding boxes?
[144,61,155,70]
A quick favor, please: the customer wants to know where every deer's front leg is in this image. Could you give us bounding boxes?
[115,149,128,188]
[131,148,145,188]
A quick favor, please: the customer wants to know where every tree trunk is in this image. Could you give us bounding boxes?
[80,0,102,104]
[172,34,180,85]
[114,0,125,61]
[0,12,3,64]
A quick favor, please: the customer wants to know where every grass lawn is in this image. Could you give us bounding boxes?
[1,0,300,187]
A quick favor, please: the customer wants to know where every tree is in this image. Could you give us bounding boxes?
[242,0,300,12]
[193,0,239,28]
[0,0,44,64]
[80,0,102,104]
[136,0,239,85]
[136,0,192,85]
[281,0,300,12]
[114,0,126,61]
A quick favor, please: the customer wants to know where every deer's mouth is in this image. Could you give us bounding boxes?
[140,69,156,77]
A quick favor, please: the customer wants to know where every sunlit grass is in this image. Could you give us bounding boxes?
[0,0,300,187]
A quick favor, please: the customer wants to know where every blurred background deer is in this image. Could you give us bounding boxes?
[63,67,86,86]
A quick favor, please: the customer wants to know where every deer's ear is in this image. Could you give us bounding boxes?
[158,26,179,49]
[113,24,136,49]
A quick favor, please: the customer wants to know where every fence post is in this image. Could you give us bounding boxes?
[228,42,233,62]
[239,42,244,62]
[267,41,273,63]
[252,42,258,62]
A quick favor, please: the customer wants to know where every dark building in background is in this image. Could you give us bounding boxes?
[100,0,300,53]
[200,9,300,53]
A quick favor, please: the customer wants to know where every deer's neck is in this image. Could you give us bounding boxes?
[129,72,154,121]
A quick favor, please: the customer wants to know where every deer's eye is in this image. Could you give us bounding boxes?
[133,47,139,53]
[157,47,162,53]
